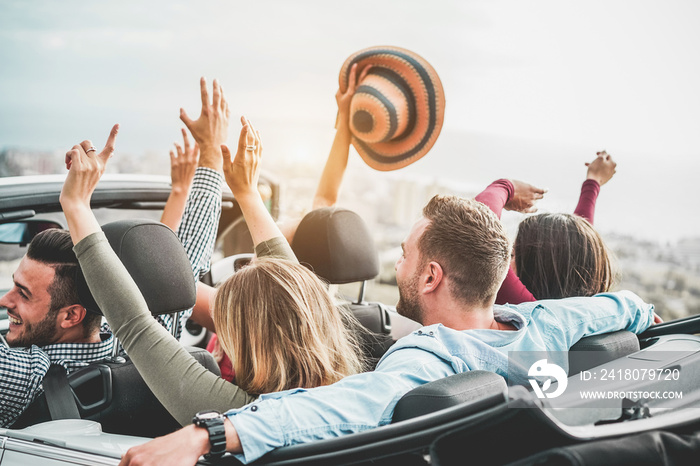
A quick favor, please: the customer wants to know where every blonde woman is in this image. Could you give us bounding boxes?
[60,113,363,426]
[204,62,370,381]
[214,257,360,393]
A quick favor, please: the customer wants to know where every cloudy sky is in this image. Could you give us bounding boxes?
[1,0,699,241]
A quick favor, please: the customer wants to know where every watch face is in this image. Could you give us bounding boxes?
[197,411,221,420]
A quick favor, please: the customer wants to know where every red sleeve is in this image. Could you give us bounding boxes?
[495,268,536,305]
[573,179,600,225]
[475,179,514,219]
[474,179,536,305]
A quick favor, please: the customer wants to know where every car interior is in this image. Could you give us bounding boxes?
[3,179,700,465]
[11,219,219,438]
[6,206,417,438]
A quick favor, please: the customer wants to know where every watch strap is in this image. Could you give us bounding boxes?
[194,412,227,459]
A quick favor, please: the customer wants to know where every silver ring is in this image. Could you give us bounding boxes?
[245,145,257,152]
[85,147,97,154]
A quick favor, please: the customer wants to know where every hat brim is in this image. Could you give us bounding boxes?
[339,46,445,171]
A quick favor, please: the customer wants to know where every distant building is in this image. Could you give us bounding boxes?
[675,237,700,269]
[0,148,63,176]
[0,147,162,178]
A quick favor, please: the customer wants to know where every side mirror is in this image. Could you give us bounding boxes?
[0,220,63,246]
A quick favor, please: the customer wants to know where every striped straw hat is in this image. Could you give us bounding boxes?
[339,46,445,171]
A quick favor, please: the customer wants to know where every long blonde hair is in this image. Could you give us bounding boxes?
[213,257,364,395]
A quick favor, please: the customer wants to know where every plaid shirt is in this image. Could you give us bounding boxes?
[0,334,114,427]
[155,167,223,338]
[0,167,223,427]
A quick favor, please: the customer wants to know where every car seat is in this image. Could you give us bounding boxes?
[12,219,221,437]
[291,207,397,369]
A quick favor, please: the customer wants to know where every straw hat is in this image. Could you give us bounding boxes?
[339,46,445,171]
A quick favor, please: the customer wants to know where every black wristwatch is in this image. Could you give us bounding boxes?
[193,410,227,459]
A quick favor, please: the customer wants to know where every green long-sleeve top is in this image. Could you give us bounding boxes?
[74,231,296,426]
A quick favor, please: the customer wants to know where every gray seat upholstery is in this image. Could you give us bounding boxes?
[392,370,508,423]
[76,219,196,316]
[291,207,380,284]
[568,330,640,375]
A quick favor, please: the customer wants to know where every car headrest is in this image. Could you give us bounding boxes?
[568,330,640,375]
[76,219,196,316]
[392,370,508,423]
[291,207,379,284]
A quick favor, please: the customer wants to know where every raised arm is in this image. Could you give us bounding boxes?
[160,129,199,231]
[475,179,546,219]
[222,117,295,261]
[177,78,229,279]
[475,179,543,305]
[278,64,368,243]
[574,151,616,225]
[60,125,119,243]
[474,179,513,219]
[312,63,368,209]
[180,77,228,172]
[61,126,256,427]
[155,79,228,337]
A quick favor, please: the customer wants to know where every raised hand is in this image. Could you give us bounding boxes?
[585,151,617,186]
[221,117,281,247]
[504,180,547,213]
[160,128,200,231]
[335,62,370,131]
[312,63,370,210]
[222,116,262,198]
[59,124,119,244]
[60,124,119,209]
[180,77,229,171]
[170,128,200,194]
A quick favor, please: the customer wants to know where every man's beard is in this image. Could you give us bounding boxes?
[9,310,58,348]
[396,272,423,324]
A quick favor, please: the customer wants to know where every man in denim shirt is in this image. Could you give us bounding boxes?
[122,195,656,465]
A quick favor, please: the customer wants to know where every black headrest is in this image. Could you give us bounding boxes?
[291,207,379,284]
[77,219,196,316]
[568,330,640,375]
[392,370,508,423]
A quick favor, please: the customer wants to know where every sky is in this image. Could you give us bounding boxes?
[1,0,699,242]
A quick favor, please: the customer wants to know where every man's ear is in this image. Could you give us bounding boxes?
[421,261,444,294]
[57,304,88,329]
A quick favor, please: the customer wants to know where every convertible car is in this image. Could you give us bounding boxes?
[1,174,700,465]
